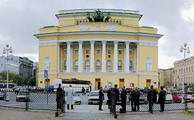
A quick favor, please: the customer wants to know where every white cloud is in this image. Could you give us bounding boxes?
[15,53,38,62]
[181,6,194,23]
[0,0,193,67]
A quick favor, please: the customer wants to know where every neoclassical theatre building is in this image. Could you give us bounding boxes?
[35,9,162,89]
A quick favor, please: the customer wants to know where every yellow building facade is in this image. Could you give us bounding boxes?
[174,56,194,88]
[35,9,162,89]
[158,68,174,87]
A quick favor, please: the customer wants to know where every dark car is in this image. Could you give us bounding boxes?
[0,92,5,100]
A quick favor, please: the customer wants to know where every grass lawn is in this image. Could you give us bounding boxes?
[186,110,194,116]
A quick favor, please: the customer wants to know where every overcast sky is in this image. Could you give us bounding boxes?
[0,0,194,69]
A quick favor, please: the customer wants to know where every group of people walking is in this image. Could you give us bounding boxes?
[99,85,167,118]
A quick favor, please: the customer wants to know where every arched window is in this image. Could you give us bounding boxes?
[85,60,90,72]
[146,57,152,72]
[129,60,133,71]
[95,60,101,72]
[73,60,78,72]
[107,60,112,72]
[118,60,122,71]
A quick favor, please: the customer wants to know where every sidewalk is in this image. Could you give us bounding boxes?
[0,108,193,120]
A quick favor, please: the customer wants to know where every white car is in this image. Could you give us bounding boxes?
[73,94,81,105]
[165,93,173,104]
[88,91,99,105]
[16,91,30,102]
[64,93,81,105]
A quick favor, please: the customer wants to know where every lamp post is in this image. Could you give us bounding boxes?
[3,44,12,101]
[180,43,190,111]
[180,43,190,90]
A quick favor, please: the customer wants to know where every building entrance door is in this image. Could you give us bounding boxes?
[146,79,151,88]
[119,79,125,88]
[95,78,101,90]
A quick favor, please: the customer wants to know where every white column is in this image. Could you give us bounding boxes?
[57,43,60,73]
[78,41,83,72]
[102,41,106,72]
[125,41,130,73]
[90,41,95,72]
[66,42,71,72]
[113,41,118,72]
[136,43,139,72]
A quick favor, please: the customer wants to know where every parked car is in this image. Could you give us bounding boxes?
[184,94,194,103]
[16,91,30,102]
[73,93,81,105]
[172,94,182,103]
[88,91,99,105]
[0,92,5,100]
[165,93,173,104]
[139,92,147,104]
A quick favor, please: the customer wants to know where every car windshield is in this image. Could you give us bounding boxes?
[18,92,27,95]
[89,92,99,96]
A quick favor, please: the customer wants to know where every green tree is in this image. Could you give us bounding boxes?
[0,72,36,86]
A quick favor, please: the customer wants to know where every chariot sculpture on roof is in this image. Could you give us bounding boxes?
[87,9,111,22]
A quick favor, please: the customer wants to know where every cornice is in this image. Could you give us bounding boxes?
[34,31,163,39]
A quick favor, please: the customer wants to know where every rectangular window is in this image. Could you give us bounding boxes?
[74,49,78,54]
[118,50,122,54]
[108,49,111,54]
[96,49,101,54]
[85,49,90,54]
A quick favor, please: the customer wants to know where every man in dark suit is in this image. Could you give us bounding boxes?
[158,86,166,112]
[56,84,65,116]
[147,85,156,113]
[99,87,104,111]
[107,88,112,110]
[111,84,119,119]
[120,86,127,113]
[134,88,140,111]
[130,89,136,111]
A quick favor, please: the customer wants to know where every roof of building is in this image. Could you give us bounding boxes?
[56,9,142,20]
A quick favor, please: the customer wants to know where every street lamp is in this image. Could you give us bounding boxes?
[3,44,12,101]
[180,43,190,90]
[180,43,190,110]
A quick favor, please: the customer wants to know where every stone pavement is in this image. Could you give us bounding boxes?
[0,107,193,120]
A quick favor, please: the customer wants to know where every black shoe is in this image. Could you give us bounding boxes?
[71,105,74,109]
[114,115,117,119]
[99,109,103,111]
[67,104,69,110]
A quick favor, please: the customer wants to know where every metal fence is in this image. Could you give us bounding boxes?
[0,90,57,111]
[0,90,194,113]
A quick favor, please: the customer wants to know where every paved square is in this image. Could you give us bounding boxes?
[0,107,193,120]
